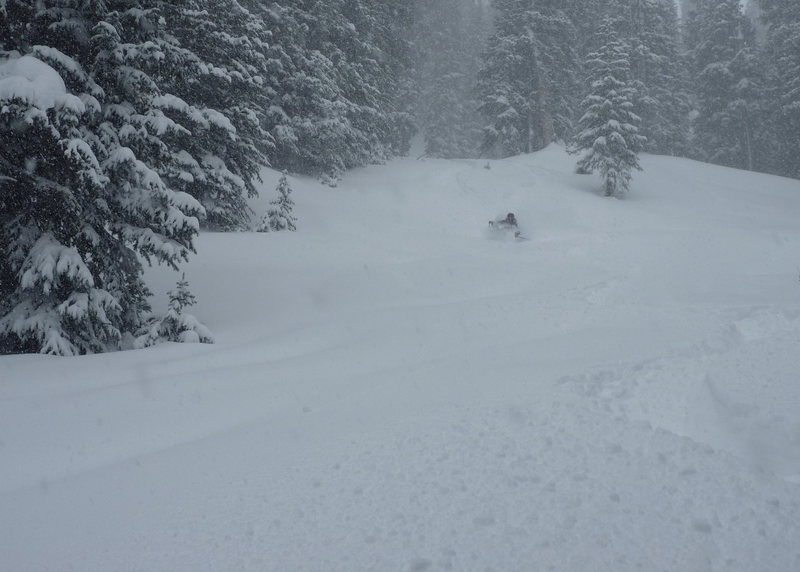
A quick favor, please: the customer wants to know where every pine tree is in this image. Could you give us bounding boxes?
[564,0,607,60]
[568,1,691,157]
[258,172,297,232]
[1,54,120,355]
[155,0,275,230]
[625,0,692,156]
[572,20,646,197]
[369,1,417,157]
[1,3,203,355]
[475,22,527,158]
[0,0,33,52]
[759,0,800,178]
[135,274,214,347]
[688,0,765,171]
[258,0,413,182]
[477,0,579,158]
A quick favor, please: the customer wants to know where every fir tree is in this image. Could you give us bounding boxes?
[155,0,275,230]
[258,172,297,232]
[564,0,607,59]
[572,20,646,197]
[568,1,691,157]
[688,0,765,171]
[135,274,214,347]
[0,54,120,355]
[625,0,691,156]
[0,0,33,52]
[1,3,203,355]
[477,0,579,158]
[759,0,800,178]
[369,1,417,157]
[261,0,413,181]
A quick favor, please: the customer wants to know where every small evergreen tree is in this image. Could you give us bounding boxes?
[572,20,646,197]
[135,274,214,347]
[257,172,296,232]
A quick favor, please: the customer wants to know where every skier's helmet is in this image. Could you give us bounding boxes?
[506,213,516,224]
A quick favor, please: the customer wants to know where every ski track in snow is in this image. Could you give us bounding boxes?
[2,146,800,571]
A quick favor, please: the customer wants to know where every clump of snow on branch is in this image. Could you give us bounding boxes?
[0,54,84,113]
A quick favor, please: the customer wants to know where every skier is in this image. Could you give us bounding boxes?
[488,212,527,240]
[489,212,517,229]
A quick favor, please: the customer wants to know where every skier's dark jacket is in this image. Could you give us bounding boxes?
[493,213,517,228]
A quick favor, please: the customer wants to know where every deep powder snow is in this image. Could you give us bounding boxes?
[1,146,799,571]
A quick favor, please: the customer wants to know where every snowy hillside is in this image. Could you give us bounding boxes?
[2,146,800,571]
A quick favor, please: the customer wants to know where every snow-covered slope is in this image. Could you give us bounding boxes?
[2,146,800,571]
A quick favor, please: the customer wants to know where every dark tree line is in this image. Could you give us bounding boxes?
[473,0,689,161]
[398,0,798,205]
[423,0,797,185]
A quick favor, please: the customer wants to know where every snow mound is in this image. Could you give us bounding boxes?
[0,54,84,112]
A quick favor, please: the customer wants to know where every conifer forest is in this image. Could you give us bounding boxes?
[1,0,799,356]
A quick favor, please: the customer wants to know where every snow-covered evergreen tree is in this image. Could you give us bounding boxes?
[572,20,646,197]
[759,0,800,179]
[1,54,118,355]
[258,172,296,232]
[1,3,203,355]
[687,0,766,171]
[564,0,607,59]
[624,0,691,156]
[477,0,579,158]
[0,0,33,52]
[155,0,274,230]
[135,274,214,347]
[259,0,413,182]
[567,0,691,157]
